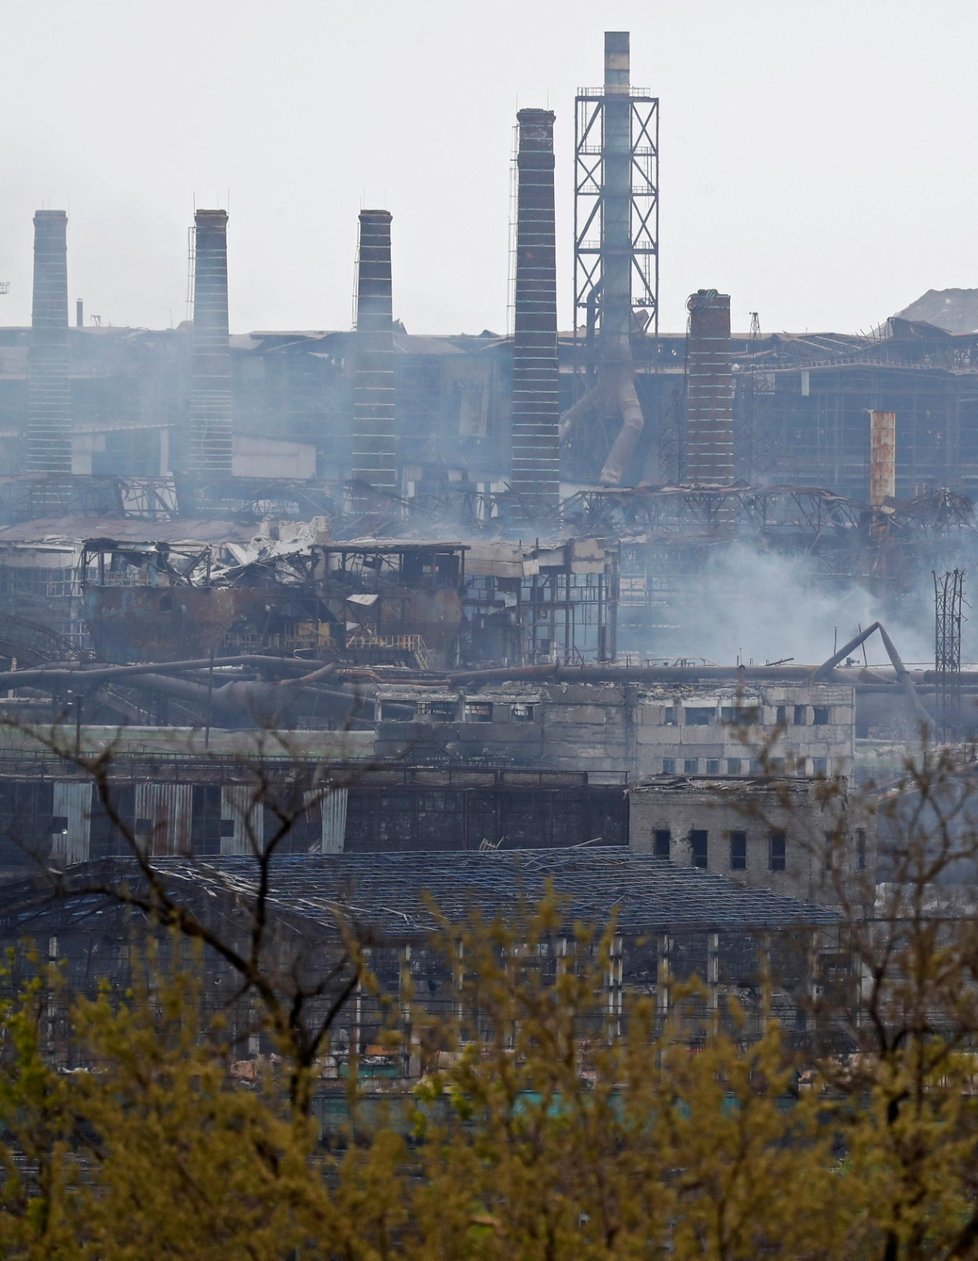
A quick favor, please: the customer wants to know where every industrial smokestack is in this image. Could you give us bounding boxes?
[600,31,632,364]
[350,209,397,499]
[27,210,72,473]
[564,31,658,486]
[869,410,896,509]
[511,108,559,515]
[189,209,232,476]
[685,289,733,485]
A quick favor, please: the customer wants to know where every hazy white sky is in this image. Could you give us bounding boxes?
[2,0,974,336]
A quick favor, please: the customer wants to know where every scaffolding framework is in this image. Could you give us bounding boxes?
[573,87,659,351]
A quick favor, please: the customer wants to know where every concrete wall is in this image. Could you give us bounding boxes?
[629,775,874,906]
[374,680,856,785]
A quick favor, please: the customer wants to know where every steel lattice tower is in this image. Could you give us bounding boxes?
[573,34,659,361]
[934,568,965,739]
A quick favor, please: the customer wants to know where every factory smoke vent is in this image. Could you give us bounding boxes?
[350,209,397,500]
[684,289,733,485]
[27,210,72,474]
[511,108,560,515]
[189,209,232,476]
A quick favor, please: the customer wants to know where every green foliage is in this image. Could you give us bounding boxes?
[4,881,978,1257]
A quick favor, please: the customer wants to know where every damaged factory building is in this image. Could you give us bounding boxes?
[0,21,974,1031]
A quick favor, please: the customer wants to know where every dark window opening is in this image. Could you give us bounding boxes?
[662,758,675,774]
[726,758,742,775]
[730,831,747,870]
[769,831,786,871]
[684,758,699,774]
[813,706,831,726]
[706,759,721,775]
[653,829,671,859]
[856,827,867,872]
[684,707,713,726]
[793,705,806,725]
[776,705,787,725]
[690,829,709,869]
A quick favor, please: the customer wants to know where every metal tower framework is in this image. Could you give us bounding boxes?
[934,568,966,739]
[573,82,659,352]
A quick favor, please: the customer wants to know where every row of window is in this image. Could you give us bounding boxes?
[378,701,535,723]
[667,705,833,727]
[653,828,786,872]
[651,827,868,873]
[660,756,830,776]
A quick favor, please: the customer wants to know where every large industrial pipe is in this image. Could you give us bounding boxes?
[189,209,232,476]
[350,209,397,500]
[510,108,560,516]
[27,210,72,474]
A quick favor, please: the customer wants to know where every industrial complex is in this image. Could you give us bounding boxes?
[0,31,975,1061]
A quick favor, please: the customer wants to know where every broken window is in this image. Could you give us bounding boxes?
[776,705,787,725]
[426,701,457,723]
[813,706,831,726]
[726,758,742,775]
[769,832,786,871]
[813,757,828,776]
[684,707,713,726]
[653,829,671,859]
[706,759,721,775]
[510,703,534,721]
[690,830,709,869]
[684,758,699,774]
[662,706,676,725]
[662,758,676,774]
[380,701,416,721]
[722,705,758,726]
[464,702,493,723]
[729,831,747,870]
[793,705,807,725]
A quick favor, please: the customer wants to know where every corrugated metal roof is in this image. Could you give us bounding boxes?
[0,851,838,945]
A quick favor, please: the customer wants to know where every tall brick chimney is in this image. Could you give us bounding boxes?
[685,289,733,485]
[189,209,232,475]
[350,210,397,498]
[510,108,560,515]
[27,210,72,473]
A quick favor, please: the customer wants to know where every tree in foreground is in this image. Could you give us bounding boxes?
[2,741,978,1256]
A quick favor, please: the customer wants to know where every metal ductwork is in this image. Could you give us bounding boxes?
[350,209,397,499]
[511,108,560,515]
[685,289,733,485]
[27,210,72,474]
[189,209,232,475]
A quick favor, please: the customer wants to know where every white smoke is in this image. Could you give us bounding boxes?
[625,541,944,668]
